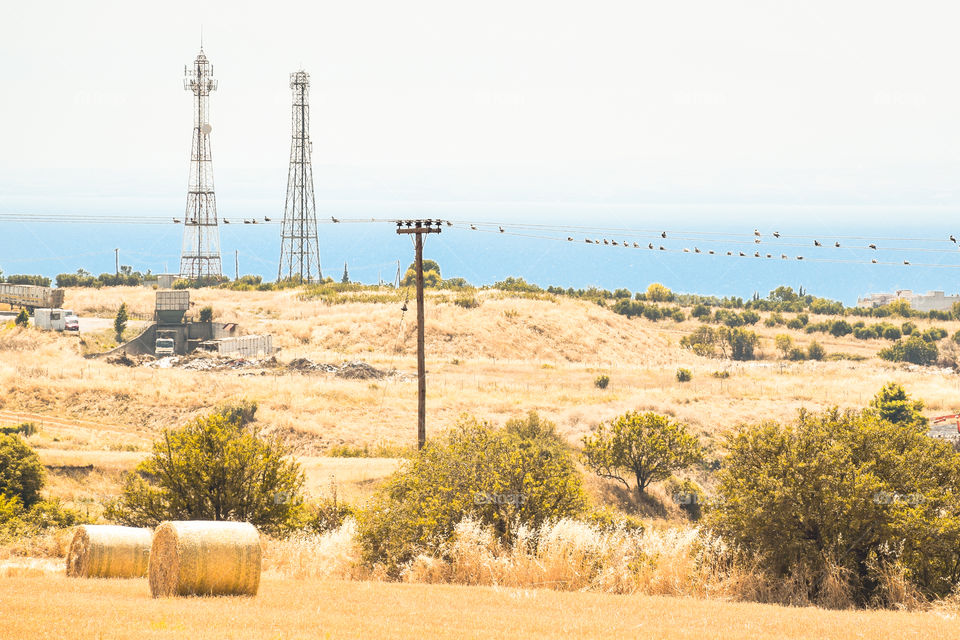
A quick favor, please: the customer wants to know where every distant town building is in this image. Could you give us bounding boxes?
[857,290,960,312]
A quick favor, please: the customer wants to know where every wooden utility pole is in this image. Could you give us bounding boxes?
[396,220,442,449]
[235,250,239,281]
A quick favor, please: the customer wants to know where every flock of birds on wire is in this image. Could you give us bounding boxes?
[4,211,960,269]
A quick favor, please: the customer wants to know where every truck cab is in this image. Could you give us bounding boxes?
[155,329,177,357]
[63,310,79,331]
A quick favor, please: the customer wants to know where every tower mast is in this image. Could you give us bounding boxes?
[278,70,321,282]
[179,47,222,280]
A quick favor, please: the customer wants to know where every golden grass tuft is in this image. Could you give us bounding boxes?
[148,521,262,597]
[66,525,152,579]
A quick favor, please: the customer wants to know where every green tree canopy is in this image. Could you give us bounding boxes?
[0,434,45,508]
[357,413,586,575]
[582,411,702,498]
[107,405,304,534]
[114,302,128,342]
[709,400,960,605]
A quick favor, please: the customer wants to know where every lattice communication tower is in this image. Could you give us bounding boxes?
[179,48,222,280]
[278,70,321,282]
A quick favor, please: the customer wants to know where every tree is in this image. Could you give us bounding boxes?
[198,306,213,323]
[646,283,673,302]
[868,382,927,430]
[582,411,702,499]
[709,400,960,604]
[774,334,793,358]
[14,308,29,328]
[114,302,128,342]
[341,262,349,284]
[106,405,305,534]
[807,341,825,360]
[401,260,441,287]
[719,327,759,360]
[0,434,45,508]
[878,335,938,365]
[681,325,718,357]
[357,413,586,574]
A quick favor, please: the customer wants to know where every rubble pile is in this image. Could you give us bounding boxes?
[141,354,400,379]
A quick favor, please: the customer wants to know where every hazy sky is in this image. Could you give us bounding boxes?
[3,0,960,218]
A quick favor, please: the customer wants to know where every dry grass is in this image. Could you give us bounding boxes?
[2,574,957,639]
[5,287,960,459]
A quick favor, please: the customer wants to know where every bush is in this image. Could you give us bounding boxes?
[723,327,759,361]
[676,368,692,382]
[106,407,304,534]
[671,309,685,322]
[878,335,939,366]
[15,308,29,327]
[807,341,825,361]
[582,411,702,499]
[680,325,718,357]
[0,434,45,508]
[901,321,917,335]
[787,347,807,361]
[691,304,710,319]
[642,306,662,321]
[709,389,960,604]
[666,477,705,521]
[884,326,902,341]
[357,413,586,575]
[198,305,214,322]
[453,294,480,309]
[594,374,610,389]
[0,422,37,437]
[646,283,673,302]
[829,320,853,337]
[774,334,793,358]
[922,327,948,343]
[740,310,760,325]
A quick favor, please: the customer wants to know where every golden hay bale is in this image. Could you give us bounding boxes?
[65,525,152,578]
[149,521,261,597]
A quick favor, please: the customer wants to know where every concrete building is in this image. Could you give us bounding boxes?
[857,290,960,312]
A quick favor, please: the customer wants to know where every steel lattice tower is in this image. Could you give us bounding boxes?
[278,70,321,282]
[179,48,222,280]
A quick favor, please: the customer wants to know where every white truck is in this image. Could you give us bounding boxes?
[155,329,177,356]
[34,308,79,332]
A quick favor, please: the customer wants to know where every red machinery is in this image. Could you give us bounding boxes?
[932,414,960,433]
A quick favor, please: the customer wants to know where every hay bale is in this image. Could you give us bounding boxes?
[149,521,261,597]
[66,525,152,578]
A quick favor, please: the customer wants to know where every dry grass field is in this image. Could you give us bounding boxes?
[2,575,957,640]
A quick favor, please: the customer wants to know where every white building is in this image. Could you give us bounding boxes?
[857,290,960,312]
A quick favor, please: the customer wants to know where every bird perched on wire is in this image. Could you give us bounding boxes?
[585,239,593,244]
[754,238,761,244]
[659,245,666,251]
[814,240,822,247]
[446,221,453,227]
[739,251,746,257]
[708,250,715,255]
[648,243,654,249]
[951,235,957,243]
[603,239,609,245]
[754,251,760,257]
[331,216,340,223]
[726,251,733,256]
[223,219,230,224]
[612,240,619,246]
[499,226,504,233]
[797,256,804,260]
[567,237,573,241]
[470,225,477,230]
[754,229,761,237]
[773,231,781,238]
[173,218,181,224]
[872,259,878,263]
[869,243,877,250]
[834,241,840,248]
[766,254,772,258]
[904,260,910,265]
[661,231,667,238]
[243,219,252,224]
[683,248,690,253]
[633,242,640,248]
[694,247,701,253]
[264,217,272,222]
[781,254,788,259]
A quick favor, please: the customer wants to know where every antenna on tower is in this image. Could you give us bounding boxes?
[278,70,321,283]
[178,46,222,281]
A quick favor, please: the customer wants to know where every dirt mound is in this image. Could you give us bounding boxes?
[335,361,390,380]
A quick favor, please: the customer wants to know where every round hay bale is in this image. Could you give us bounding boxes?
[149,521,261,597]
[66,525,152,578]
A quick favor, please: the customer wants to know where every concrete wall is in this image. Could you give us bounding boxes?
[206,334,273,358]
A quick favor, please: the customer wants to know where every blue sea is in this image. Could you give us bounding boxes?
[2,202,959,306]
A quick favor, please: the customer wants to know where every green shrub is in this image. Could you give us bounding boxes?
[829,319,853,337]
[671,309,685,322]
[198,305,214,322]
[807,341,825,361]
[666,477,705,521]
[787,347,807,361]
[691,304,711,319]
[884,326,902,341]
[15,308,29,327]
[594,374,610,389]
[582,411,702,499]
[0,422,37,437]
[709,389,960,604]
[922,327,948,343]
[723,327,759,361]
[680,325,718,357]
[106,407,304,534]
[711,370,730,379]
[676,368,692,382]
[901,321,917,335]
[114,302,128,342]
[453,294,480,309]
[357,413,586,575]
[878,335,939,366]
[0,434,45,508]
